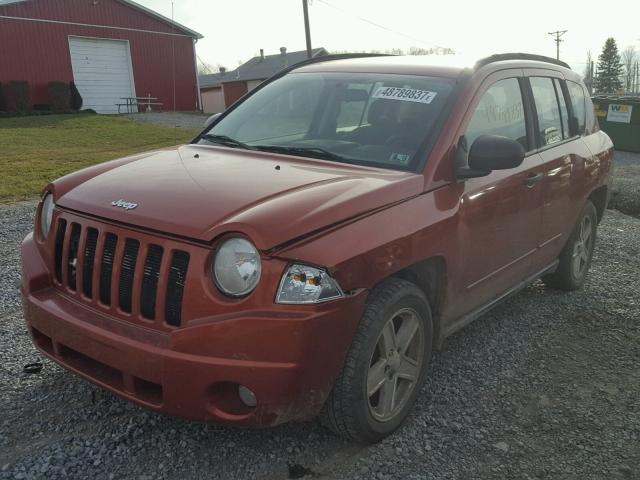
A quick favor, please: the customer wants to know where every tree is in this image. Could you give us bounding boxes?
[331,46,455,56]
[197,59,226,76]
[621,46,637,93]
[593,37,623,94]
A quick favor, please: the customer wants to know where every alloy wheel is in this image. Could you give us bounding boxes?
[366,308,425,422]
[572,214,593,279]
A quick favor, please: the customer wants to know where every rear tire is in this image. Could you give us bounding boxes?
[321,278,433,444]
[542,200,598,291]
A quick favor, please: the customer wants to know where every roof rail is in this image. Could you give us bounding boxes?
[271,53,394,78]
[475,53,570,70]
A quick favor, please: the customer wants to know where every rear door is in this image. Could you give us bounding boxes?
[524,71,594,268]
[454,70,545,315]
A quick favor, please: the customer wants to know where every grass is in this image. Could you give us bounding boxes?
[0,114,201,202]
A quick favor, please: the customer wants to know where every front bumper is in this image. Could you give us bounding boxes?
[21,232,367,426]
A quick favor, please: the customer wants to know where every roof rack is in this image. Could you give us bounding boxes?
[272,53,394,78]
[475,53,570,70]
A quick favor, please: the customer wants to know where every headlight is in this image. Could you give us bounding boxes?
[276,264,344,304]
[213,237,261,297]
[40,193,55,239]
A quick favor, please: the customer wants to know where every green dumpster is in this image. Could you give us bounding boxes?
[592,96,640,153]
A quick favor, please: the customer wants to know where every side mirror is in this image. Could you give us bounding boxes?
[457,135,525,179]
[204,112,222,128]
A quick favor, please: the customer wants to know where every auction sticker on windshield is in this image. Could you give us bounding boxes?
[372,87,437,104]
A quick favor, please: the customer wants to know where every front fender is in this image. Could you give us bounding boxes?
[274,186,461,293]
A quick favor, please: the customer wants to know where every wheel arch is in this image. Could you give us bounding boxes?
[588,185,608,223]
[389,256,447,348]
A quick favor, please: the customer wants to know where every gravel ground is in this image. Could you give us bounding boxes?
[121,112,208,130]
[2,200,639,479]
[611,151,640,218]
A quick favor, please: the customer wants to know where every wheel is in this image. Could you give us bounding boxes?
[321,278,433,443]
[542,200,598,291]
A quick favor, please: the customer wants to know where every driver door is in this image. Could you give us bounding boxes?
[454,72,545,316]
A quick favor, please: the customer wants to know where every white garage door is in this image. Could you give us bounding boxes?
[68,37,136,114]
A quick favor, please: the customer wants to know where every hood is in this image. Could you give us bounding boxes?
[56,145,423,249]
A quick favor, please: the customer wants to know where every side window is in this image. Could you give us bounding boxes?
[465,78,527,150]
[566,81,586,135]
[553,79,571,139]
[530,77,563,146]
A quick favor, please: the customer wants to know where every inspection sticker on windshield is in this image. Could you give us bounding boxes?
[372,87,437,104]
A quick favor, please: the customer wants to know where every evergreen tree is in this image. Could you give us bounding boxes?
[594,38,623,93]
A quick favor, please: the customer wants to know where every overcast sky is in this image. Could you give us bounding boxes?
[138,0,639,74]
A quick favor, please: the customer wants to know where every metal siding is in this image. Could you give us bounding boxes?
[0,0,198,110]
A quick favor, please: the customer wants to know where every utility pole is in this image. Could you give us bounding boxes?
[548,30,568,60]
[302,0,312,59]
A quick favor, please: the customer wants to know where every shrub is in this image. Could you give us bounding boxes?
[48,81,70,112]
[0,83,6,112]
[33,103,52,112]
[70,81,83,111]
[6,80,31,113]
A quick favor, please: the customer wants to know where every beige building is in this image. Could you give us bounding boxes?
[199,47,327,114]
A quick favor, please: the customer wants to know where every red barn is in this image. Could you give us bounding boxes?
[0,0,202,113]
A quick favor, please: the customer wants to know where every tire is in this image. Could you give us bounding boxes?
[321,278,433,443]
[542,200,598,291]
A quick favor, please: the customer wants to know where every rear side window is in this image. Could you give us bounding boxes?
[465,78,527,150]
[566,81,586,135]
[530,77,563,146]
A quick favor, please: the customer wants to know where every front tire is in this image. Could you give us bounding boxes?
[321,278,433,443]
[543,200,598,291]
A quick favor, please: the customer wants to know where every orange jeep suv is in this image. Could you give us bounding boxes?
[21,53,613,443]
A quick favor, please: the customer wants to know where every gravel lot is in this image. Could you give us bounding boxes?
[2,183,639,478]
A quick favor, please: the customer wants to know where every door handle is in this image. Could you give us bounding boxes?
[524,172,544,187]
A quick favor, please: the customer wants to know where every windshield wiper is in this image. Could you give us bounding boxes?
[200,133,256,150]
[254,145,349,162]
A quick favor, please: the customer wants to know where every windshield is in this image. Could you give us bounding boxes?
[196,72,455,171]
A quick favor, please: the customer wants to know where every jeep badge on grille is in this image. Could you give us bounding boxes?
[111,199,138,210]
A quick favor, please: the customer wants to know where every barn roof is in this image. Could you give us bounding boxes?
[199,47,327,89]
[0,0,203,38]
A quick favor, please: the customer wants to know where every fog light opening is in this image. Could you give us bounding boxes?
[238,385,257,408]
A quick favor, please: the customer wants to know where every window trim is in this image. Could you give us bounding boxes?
[552,78,569,139]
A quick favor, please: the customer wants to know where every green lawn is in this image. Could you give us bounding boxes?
[0,114,200,201]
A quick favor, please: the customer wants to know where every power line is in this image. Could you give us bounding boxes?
[315,0,451,51]
[548,30,567,60]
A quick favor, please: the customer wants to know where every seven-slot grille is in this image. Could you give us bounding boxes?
[53,219,190,327]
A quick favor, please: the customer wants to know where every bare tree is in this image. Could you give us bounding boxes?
[331,47,455,56]
[197,59,227,76]
[621,46,637,93]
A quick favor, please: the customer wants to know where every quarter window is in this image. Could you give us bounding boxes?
[530,77,563,146]
[566,81,586,135]
[465,78,527,150]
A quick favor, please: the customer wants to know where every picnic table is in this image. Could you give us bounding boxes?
[116,95,164,113]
